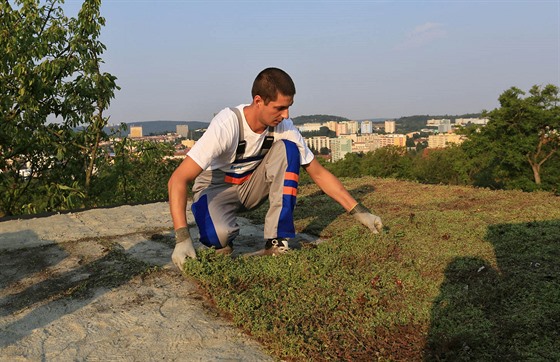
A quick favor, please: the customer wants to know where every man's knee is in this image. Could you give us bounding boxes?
[269,140,300,169]
[270,139,297,152]
[192,195,235,249]
[197,222,238,249]
[215,227,239,248]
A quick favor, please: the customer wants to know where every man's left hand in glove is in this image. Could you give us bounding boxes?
[350,203,383,234]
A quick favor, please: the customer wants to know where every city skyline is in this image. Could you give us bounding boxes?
[62,0,559,123]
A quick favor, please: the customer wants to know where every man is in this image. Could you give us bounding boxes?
[168,67,382,270]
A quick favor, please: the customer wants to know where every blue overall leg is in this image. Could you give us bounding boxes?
[238,140,301,239]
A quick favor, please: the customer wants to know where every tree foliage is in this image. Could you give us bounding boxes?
[411,146,470,186]
[325,85,559,192]
[90,139,180,206]
[0,0,119,215]
[292,114,350,125]
[326,145,484,189]
[462,84,560,190]
[300,126,336,139]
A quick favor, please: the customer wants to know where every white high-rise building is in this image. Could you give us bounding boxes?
[361,121,373,134]
[305,136,332,153]
[438,119,452,133]
[385,120,396,133]
[297,123,323,133]
[176,124,189,137]
[455,118,489,126]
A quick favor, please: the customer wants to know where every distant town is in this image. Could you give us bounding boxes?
[121,116,489,163]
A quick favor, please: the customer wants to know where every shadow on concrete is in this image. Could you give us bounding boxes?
[0,232,165,348]
[0,230,68,295]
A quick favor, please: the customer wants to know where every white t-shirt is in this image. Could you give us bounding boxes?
[187,104,315,175]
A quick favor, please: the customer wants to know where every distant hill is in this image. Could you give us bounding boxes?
[102,113,482,137]
[109,120,210,136]
[359,118,390,123]
[292,115,350,125]
[112,116,381,135]
[292,115,391,125]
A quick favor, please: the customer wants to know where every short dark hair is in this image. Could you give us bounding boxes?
[251,67,296,104]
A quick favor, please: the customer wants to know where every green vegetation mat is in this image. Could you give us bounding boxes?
[183,177,560,361]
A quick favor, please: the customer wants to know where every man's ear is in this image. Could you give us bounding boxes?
[254,95,263,106]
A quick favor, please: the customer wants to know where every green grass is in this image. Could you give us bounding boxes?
[183,177,560,361]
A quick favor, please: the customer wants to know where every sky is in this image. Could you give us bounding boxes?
[63,0,559,123]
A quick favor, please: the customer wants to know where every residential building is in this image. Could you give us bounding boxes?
[330,137,352,162]
[352,141,371,153]
[373,134,406,149]
[129,126,143,138]
[353,134,378,152]
[306,136,331,153]
[438,119,452,133]
[176,124,189,137]
[346,121,359,134]
[297,123,323,133]
[385,120,396,133]
[357,133,379,143]
[324,121,338,133]
[361,120,373,134]
[336,122,349,136]
[428,133,465,148]
[339,134,358,143]
[426,118,451,127]
[181,139,196,148]
[455,118,489,126]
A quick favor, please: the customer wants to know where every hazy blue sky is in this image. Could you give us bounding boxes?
[66,0,559,123]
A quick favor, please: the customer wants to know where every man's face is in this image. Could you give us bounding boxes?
[256,92,294,128]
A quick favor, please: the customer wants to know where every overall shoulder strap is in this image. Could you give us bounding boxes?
[260,126,275,156]
[230,107,246,159]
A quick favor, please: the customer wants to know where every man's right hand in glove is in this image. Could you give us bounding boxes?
[171,227,197,271]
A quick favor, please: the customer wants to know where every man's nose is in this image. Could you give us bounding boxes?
[281,109,289,119]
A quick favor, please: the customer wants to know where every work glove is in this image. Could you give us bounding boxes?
[171,227,197,271]
[350,203,383,234]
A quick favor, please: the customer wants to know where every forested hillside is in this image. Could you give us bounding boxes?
[292,114,350,125]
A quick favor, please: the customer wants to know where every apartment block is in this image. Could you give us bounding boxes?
[339,134,358,143]
[428,133,464,148]
[176,124,189,137]
[356,133,379,143]
[438,119,452,133]
[352,141,371,153]
[384,120,396,133]
[330,138,352,162]
[361,120,373,134]
[298,123,323,133]
[455,118,489,126]
[373,133,406,149]
[306,136,331,153]
[346,121,359,134]
[129,126,143,138]
[336,122,349,136]
[181,139,196,148]
[426,118,451,126]
[324,121,338,133]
